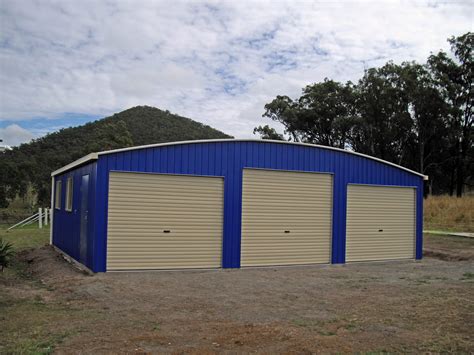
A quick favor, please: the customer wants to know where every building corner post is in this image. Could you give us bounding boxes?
[50,177,54,245]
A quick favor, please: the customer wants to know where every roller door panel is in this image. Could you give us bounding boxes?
[107,172,223,270]
[346,184,416,262]
[241,169,333,267]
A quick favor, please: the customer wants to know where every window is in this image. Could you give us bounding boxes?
[65,177,73,212]
[55,180,62,210]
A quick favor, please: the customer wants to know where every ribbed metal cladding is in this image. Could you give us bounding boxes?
[241,169,333,266]
[346,184,416,262]
[106,171,224,270]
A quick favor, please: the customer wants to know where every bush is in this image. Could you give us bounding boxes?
[0,238,15,272]
[0,208,36,225]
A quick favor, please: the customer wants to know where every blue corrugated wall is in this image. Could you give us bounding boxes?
[84,141,423,272]
[52,162,97,270]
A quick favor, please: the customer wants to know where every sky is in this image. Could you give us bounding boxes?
[0,0,472,147]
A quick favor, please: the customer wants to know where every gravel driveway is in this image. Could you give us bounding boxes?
[2,234,473,353]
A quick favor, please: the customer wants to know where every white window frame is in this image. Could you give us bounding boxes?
[55,180,62,210]
[65,177,73,212]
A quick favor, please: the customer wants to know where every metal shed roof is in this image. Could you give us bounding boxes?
[51,139,428,179]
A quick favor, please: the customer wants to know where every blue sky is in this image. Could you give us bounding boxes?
[0,0,472,146]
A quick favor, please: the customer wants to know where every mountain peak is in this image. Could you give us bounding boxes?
[0,106,231,206]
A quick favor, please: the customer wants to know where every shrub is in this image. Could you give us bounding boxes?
[0,238,15,272]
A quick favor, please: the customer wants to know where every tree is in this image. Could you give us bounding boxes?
[261,95,300,141]
[427,32,473,196]
[253,125,285,140]
[257,32,472,195]
[262,79,356,148]
[350,63,413,163]
[398,62,449,195]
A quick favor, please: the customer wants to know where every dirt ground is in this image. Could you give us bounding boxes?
[1,234,473,354]
[424,233,474,261]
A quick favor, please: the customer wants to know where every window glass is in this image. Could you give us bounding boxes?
[55,180,62,209]
[65,177,73,212]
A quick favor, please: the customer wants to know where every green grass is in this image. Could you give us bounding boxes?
[461,272,474,280]
[0,223,88,354]
[0,290,96,354]
[0,245,98,354]
[0,224,50,251]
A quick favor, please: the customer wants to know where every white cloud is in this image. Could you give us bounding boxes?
[0,124,35,146]
[0,0,472,138]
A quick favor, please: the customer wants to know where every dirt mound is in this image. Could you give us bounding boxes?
[423,247,474,261]
[16,245,90,285]
[423,234,474,261]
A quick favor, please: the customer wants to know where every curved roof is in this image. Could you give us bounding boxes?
[51,139,428,179]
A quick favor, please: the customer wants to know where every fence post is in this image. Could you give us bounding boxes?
[38,208,43,229]
[44,208,48,226]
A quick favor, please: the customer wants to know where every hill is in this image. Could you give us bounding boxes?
[0,106,232,207]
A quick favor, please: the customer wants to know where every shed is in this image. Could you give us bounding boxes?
[50,139,427,272]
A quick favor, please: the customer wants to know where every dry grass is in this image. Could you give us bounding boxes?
[424,195,473,232]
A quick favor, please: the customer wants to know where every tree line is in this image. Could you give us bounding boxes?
[254,32,472,196]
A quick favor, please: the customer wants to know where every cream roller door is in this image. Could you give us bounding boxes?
[107,172,223,270]
[241,169,333,267]
[346,185,416,262]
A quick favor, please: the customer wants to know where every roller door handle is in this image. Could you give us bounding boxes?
[163,230,171,233]
[378,229,384,232]
[284,230,290,233]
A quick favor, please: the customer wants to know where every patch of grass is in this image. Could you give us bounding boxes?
[292,319,334,336]
[414,278,430,285]
[0,234,100,353]
[292,318,359,336]
[5,332,69,355]
[415,275,450,284]
[420,334,473,353]
[424,195,473,232]
[33,294,46,305]
[0,290,97,354]
[461,272,474,280]
[400,274,449,285]
[152,323,161,331]
[6,338,52,355]
[318,330,336,336]
[0,224,50,251]
[343,321,358,331]
[0,297,67,354]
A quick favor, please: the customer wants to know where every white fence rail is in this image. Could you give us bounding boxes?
[7,208,52,231]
